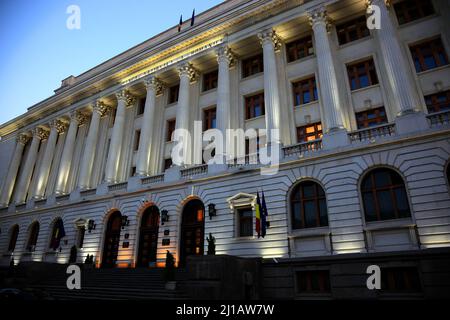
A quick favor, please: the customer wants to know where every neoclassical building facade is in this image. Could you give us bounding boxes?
[0,0,450,295]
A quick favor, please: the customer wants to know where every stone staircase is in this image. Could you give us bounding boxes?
[29,267,190,300]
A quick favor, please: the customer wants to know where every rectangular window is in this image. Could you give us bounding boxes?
[168,84,179,104]
[203,107,217,131]
[381,267,422,293]
[203,70,218,91]
[297,122,323,143]
[394,0,435,25]
[425,90,450,113]
[336,16,370,45]
[286,35,314,62]
[164,158,172,170]
[410,37,449,73]
[166,119,176,142]
[245,92,265,119]
[77,226,85,249]
[238,207,253,237]
[355,106,388,129]
[242,54,264,78]
[134,130,141,151]
[296,270,331,294]
[292,76,318,106]
[347,58,379,90]
[137,97,146,115]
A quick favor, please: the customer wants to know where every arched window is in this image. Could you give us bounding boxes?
[361,168,411,222]
[8,225,19,252]
[49,218,66,250]
[291,181,328,229]
[26,222,39,252]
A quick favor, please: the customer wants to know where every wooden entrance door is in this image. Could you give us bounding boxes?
[137,206,160,267]
[179,199,205,266]
[101,211,122,268]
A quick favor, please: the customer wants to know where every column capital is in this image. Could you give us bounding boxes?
[144,76,165,96]
[93,101,110,117]
[177,62,199,83]
[115,89,136,107]
[216,46,236,67]
[70,110,88,126]
[308,6,332,31]
[33,127,49,140]
[50,119,68,134]
[365,0,391,8]
[16,133,30,145]
[257,29,282,52]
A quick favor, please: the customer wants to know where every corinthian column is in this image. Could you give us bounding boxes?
[33,119,67,199]
[136,77,164,176]
[14,127,48,203]
[105,90,135,183]
[308,7,345,131]
[0,133,30,206]
[258,30,282,145]
[78,102,109,189]
[55,111,86,195]
[216,46,235,159]
[174,63,198,166]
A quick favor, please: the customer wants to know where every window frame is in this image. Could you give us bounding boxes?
[242,54,264,78]
[336,15,370,46]
[237,206,254,238]
[245,92,265,120]
[203,107,217,131]
[8,225,19,252]
[292,76,318,107]
[346,58,379,90]
[355,106,388,129]
[168,84,180,104]
[410,37,449,73]
[166,119,176,142]
[296,122,323,143]
[393,0,435,25]
[425,90,450,113]
[285,35,314,63]
[137,97,146,116]
[202,70,218,92]
[26,222,40,252]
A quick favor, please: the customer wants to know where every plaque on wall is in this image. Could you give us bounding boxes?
[122,242,129,248]
[162,238,170,246]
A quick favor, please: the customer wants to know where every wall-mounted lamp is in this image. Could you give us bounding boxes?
[121,215,129,229]
[88,219,96,233]
[161,210,169,225]
[208,203,217,220]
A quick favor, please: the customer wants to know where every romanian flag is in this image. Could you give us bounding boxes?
[261,190,268,238]
[255,192,261,238]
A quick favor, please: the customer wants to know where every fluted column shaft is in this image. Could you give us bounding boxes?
[78,103,108,189]
[33,120,65,199]
[14,128,47,203]
[368,0,419,114]
[0,134,29,206]
[309,7,345,131]
[136,77,163,176]
[55,111,86,194]
[105,90,134,183]
[258,30,282,144]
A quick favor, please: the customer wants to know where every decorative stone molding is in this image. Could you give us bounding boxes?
[33,127,49,140]
[216,46,236,67]
[16,133,30,145]
[257,29,282,52]
[308,6,332,32]
[70,110,87,126]
[50,119,67,134]
[144,76,165,96]
[177,62,199,83]
[93,101,110,117]
[115,89,136,107]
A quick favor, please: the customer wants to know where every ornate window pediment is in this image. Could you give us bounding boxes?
[227,192,257,212]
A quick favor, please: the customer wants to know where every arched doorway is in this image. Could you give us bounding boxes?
[137,206,160,267]
[102,211,122,268]
[179,199,205,267]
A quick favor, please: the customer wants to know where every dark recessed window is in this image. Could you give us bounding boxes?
[203,107,217,131]
[168,84,180,104]
[134,130,141,151]
[76,226,85,249]
[425,90,450,113]
[130,166,136,177]
[203,70,218,92]
[447,163,450,186]
[356,106,388,129]
[49,219,64,250]
[381,267,422,293]
[166,119,176,142]
[291,181,328,229]
[238,207,253,237]
[245,92,265,119]
[293,76,318,106]
[137,98,146,115]
[296,270,331,294]
[242,54,264,78]
[336,16,370,45]
[164,158,173,170]
[286,35,314,62]
[361,168,411,222]
[347,58,379,90]
[410,38,449,73]
[8,225,19,252]
[394,0,435,25]
[26,222,39,252]
[297,122,323,143]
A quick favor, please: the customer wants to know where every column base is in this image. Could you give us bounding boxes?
[395,111,429,135]
[322,128,350,150]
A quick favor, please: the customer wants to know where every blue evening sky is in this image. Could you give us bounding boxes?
[0,0,223,125]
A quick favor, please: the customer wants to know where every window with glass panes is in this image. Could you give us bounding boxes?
[137,97,146,115]
[238,207,253,237]
[293,76,318,106]
[394,0,434,25]
[297,123,323,143]
[166,119,176,142]
[410,38,449,73]
[336,16,370,45]
[425,90,450,113]
[168,84,179,104]
[355,107,388,129]
[290,181,328,229]
[296,270,331,294]
[286,35,314,62]
[203,70,218,91]
[347,59,379,90]
[203,107,217,130]
[242,54,264,78]
[245,93,265,119]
